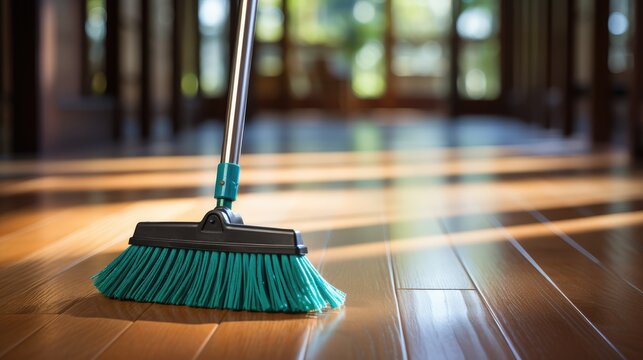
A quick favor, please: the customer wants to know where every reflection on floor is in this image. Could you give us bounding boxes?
[0,115,641,359]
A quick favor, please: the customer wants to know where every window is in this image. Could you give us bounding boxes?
[391,0,451,98]
[198,0,229,97]
[256,0,285,77]
[457,0,500,100]
[85,0,107,95]
[351,0,386,98]
[196,0,504,105]
[608,0,632,75]
[286,0,350,99]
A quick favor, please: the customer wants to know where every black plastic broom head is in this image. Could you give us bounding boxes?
[92,207,346,312]
[129,207,307,255]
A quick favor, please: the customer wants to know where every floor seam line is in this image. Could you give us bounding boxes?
[437,217,522,360]
[487,215,626,359]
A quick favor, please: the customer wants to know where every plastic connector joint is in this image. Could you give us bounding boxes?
[214,163,240,208]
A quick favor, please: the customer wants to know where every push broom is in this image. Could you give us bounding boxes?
[93,0,345,312]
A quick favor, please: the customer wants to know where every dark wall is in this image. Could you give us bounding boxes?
[4,0,115,156]
[0,0,8,156]
[9,0,41,154]
[39,0,114,153]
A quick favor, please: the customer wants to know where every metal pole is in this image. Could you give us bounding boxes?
[220,0,258,165]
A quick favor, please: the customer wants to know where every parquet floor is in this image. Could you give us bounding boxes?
[0,117,641,359]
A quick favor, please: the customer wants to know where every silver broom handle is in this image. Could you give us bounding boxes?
[220,0,258,164]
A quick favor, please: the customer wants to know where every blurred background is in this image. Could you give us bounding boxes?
[0,0,642,160]
[1,2,642,357]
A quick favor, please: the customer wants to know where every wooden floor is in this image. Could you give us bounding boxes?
[0,117,641,359]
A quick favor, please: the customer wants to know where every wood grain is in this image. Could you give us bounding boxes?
[397,290,512,359]
[0,208,64,238]
[0,201,210,314]
[441,215,621,359]
[99,305,224,360]
[0,199,195,303]
[0,242,130,314]
[492,210,643,358]
[2,296,149,360]
[0,314,57,357]
[304,194,406,360]
[564,225,643,290]
[389,218,473,289]
[0,203,125,267]
[537,200,643,290]
[196,311,312,360]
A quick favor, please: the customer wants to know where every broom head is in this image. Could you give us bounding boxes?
[93,208,345,312]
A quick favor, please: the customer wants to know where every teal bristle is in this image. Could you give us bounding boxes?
[92,246,346,313]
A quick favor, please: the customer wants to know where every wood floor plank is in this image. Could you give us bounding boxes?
[304,202,407,360]
[2,296,149,360]
[0,199,196,302]
[0,314,57,357]
[0,208,63,238]
[0,145,589,178]
[441,215,621,359]
[0,201,207,314]
[389,218,473,290]
[490,211,643,358]
[196,311,312,360]
[0,242,131,314]
[99,305,224,360]
[502,176,643,290]
[536,200,643,290]
[0,203,126,267]
[484,177,643,292]
[562,225,643,290]
[397,290,513,359]
[0,153,627,196]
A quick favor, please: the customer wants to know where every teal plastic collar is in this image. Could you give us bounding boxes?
[214,162,240,208]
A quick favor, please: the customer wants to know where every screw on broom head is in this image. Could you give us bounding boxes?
[92,207,346,312]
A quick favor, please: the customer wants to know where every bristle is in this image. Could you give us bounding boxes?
[92,245,346,313]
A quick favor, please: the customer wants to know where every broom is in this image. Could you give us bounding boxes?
[93,0,345,312]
